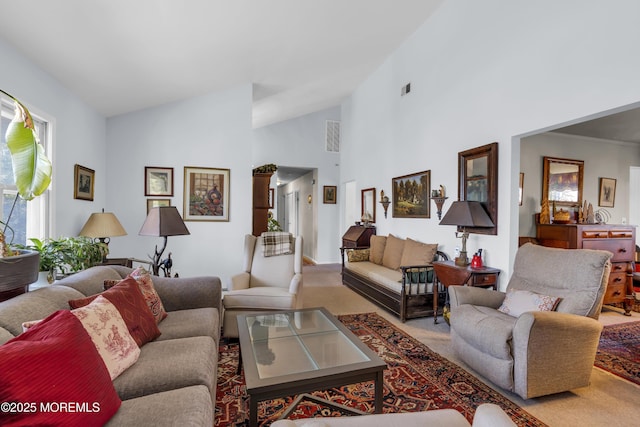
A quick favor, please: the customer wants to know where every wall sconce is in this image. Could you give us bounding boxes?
[430,185,448,220]
[379,190,391,218]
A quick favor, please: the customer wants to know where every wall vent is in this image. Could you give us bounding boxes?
[326,120,340,153]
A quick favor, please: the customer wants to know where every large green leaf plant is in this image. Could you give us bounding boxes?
[0,90,53,256]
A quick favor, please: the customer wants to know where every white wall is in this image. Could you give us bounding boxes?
[0,38,107,240]
[106,85,254,283]
[253,106,341,263]
[519,132,640,237]
[340,0,640,285]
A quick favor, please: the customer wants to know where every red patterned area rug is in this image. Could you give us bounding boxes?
[595,320,640,386]
[215,312,545,426]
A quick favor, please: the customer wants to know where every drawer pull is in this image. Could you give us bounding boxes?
[619,248,627,253]
[614,277,623,282]
[613,290,621,296]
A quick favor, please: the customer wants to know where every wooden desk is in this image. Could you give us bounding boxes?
[432,260,501,324]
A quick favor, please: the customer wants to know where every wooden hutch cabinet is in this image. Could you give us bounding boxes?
[252,172,273,236]
[536,223,636,315]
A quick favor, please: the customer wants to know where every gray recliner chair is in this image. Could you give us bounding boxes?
[222,233,303,337]
[449,243,612,399]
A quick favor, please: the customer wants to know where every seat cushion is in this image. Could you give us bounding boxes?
[107,385,213,427]
[223,287,295,310]
[113,336,217,401]
[450,304,516,360]
[156,307,219,343]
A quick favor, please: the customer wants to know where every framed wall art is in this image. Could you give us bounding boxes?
[74,164,95,201]
[598,177,616,207]
[147,198,171,213]
[392,170,430,218]
[145,166,174,196]
[542,156,583,208]
[361,187,376,223]
[458,142,498,235]
[183,167,230,221]
[269,188,275,209]
[323,186,337,204]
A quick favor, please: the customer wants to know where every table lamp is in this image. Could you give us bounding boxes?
[139,206,190,276]
[439,201,494,266]
[79,210,127,260]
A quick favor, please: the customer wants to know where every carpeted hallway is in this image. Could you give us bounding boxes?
[301,264,640,427]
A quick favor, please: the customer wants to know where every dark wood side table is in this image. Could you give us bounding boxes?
[432,260,501,324]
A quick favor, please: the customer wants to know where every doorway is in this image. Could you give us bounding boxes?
[284,190,299,236]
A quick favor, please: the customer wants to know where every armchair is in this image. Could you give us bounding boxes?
[222,233,303,337]
[449,243,612,399]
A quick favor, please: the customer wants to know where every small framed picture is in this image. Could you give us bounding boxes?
[147,198,171,213]
[184,166,230,221]
[74,164,95,201]
[323,185,337,204]
[145,167,174,196]
[598,177,616,208]
[269,188,275,209]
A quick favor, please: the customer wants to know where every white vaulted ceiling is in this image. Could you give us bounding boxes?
[0,0,444,127]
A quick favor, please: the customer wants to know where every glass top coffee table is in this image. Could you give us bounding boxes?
[237,307,387,427]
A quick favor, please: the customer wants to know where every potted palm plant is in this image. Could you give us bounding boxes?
[0,90,53,297]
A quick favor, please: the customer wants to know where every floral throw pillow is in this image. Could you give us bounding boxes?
[104,267,168,324]
[498,289,561,318]
[347,249,370,263]
[71,295,140,379]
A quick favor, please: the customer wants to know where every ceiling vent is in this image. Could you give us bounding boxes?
[326,120,340,153]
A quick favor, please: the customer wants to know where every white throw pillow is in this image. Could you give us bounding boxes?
[498,289,561,317]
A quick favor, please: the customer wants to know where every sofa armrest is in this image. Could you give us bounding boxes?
[472,403,516,427]
[229,272,250,291]
[152,275,222,313]
[512,311,603,398]
[448,285,505,309]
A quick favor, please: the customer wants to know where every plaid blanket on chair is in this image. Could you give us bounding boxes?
[262,232,293,257]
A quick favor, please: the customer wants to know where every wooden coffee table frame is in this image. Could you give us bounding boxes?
[237,307,386,427]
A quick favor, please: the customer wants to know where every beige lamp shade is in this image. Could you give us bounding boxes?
[80,212,127,239]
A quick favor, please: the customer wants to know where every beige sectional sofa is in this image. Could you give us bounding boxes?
[340,234,447,322]
[0,265,221,426]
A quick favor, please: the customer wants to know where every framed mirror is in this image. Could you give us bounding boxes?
[361,187,376,223]
[458,142,498,235]
[542,156,584,208]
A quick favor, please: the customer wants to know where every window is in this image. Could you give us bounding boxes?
[0,97,50,246]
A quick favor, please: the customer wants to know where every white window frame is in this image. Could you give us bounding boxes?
[0,95,53,244]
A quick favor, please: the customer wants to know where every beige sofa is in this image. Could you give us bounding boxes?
[271,403,516,427]
[340,234,446,322]
[0,265,221,426]
[449,243,611,399]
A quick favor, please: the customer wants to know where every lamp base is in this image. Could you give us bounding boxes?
[455,252,469,266]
